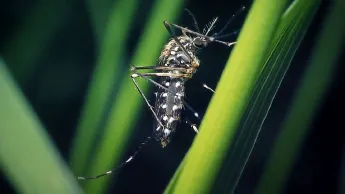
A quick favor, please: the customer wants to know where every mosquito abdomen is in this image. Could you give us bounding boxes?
[154,76,185,147]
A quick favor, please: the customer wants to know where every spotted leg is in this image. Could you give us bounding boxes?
[185,119,199,133]
[130,68,200,134]
[202,83,215,93]
[77,135,153,180]
[130,74,164,129]
[130,67,201,121]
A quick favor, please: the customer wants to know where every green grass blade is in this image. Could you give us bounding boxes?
[0,59,83,194]
[164,159,186,193]
[85,0,115,46]
[165,1,289,193]
[70,0,138,176]
[212,1,321,193]
[83,0,185,193]
[257,1,345,193]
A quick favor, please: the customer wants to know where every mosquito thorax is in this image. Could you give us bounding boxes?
[160,36,200,69]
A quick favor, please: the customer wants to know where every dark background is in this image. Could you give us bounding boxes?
[1,0,344,193]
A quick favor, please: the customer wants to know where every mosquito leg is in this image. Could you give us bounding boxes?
[78,136,153,180]
[78,75,158,180]
[131,66,189,73]
[130,68,189,90]
[185,119,199,134]
[202,83,215,93]
[130,74,164,128]
[183,102,201,121]
[133,72,190,78]
[131,70,201,121]
[215,5,246,36]
[184,8,201,33]
[164,20,236,47]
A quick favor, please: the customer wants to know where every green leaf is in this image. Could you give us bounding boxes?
[85,0,116,46]
[212,1,321,193]
[81,0,185,193]
[165,0,291,193]
[0,59,83,194]
[70,0,139,177]
[257,0,345,193]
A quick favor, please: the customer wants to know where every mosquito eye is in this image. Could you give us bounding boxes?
[193,37,205,47]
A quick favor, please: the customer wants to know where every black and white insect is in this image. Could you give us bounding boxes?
[78,6,245,180]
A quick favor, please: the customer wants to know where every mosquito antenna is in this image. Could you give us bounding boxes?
[166,21,236,47]
[203,17,218,36]
[78,135,153,180]
[215,5,246,37]
[214,29,240,40]
[185,8,201,33]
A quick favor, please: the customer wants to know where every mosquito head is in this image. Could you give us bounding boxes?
[192,36,208,48]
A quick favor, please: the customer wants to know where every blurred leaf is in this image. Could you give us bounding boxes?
[164,160,185,193]
[86,0,115,45]
[82,0,185,193]
[257,0,344,193]
[0,59,83,194]
[70,0,139,176]
[165,0,291,193]
[1,0,71,86]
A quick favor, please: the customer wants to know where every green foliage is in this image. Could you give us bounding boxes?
[0,59,83,194]
[166,0,323,193]
[215,1,321,192]
[257,0,344,193]
[70,0,139,178]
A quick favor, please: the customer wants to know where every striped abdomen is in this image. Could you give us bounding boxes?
[154,76,186,147]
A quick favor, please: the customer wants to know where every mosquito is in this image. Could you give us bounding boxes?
[78,6,245,180]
